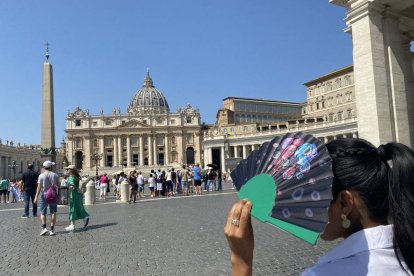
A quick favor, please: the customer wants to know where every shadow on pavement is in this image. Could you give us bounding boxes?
[80,222,118,231]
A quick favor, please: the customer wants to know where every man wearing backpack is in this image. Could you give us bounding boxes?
[34,161,59,236]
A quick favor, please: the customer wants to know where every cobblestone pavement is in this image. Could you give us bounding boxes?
[0,183,336,275]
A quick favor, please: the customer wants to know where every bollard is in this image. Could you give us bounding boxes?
[84,179,95,205]
[121,180,129,203]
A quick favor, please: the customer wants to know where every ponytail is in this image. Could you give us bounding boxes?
[381,143,414,274]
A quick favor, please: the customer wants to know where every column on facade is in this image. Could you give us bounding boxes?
[126,135,131,168]
[153,136,157,165]
[209,148,213,165]
[148,135,153,166]
[6,157,10,179]
[67,137,74,166]
[195,133,202,165]
[139,135,144,166]
[99,137,105,167]
[118,137,122,167]
[84,137,92,169]
[242,145,247,159]
[177,134,184,165]
[220,146,226,172]
[164,134,169,165]
[113,137,118,167]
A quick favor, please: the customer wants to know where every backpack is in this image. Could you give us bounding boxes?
[44,185,58,203]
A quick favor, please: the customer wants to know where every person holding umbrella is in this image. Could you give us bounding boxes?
[65,165,89,231]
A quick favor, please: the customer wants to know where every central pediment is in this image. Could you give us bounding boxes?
[117,119,149,128]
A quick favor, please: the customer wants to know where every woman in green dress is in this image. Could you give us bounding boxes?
[65,165,89,231]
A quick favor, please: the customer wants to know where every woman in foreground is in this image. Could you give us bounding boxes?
[225,138,413,275]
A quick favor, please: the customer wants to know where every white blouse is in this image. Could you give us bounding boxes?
[302,225,410,276]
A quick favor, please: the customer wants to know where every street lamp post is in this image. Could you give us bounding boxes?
[62,160,67,174]
[91,153,103,180]
[8,161,19,179]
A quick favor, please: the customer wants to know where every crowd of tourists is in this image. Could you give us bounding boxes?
[0,176,25,203]
[92,164,228,203]
[2,162,228,236]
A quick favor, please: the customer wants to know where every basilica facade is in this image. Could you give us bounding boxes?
[65,71,202,174]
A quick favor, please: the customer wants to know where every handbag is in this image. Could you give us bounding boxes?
[44,185,59,203]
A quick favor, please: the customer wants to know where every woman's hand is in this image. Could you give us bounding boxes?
[224,199,254,276]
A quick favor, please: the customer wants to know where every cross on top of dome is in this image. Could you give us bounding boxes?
[143,68,154,88]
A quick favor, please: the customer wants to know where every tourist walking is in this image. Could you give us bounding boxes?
[148,174,155,197]
[207,170,215,192]
[0,176,9,203]
[34,161,59,236]
[137,171,145,198]
[156,169,163,197]
[192,164,202,195]
[129,171,138,203]
[9,179,18,203]
[217,170,223,191]
[180,165,190,196]
[65,165,89,231]
[99,173,109,200]
[166,169,173,196]
[21,164,39,218]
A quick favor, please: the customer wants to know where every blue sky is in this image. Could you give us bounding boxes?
[0,0,352,146]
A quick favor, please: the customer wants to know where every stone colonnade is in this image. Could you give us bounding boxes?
[333,0,414,147]
[0,149,42,179]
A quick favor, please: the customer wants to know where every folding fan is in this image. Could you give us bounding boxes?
[231,132,333,245]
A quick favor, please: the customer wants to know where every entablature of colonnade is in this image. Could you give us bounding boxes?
[332,0,414,36]
[203,117,358,145]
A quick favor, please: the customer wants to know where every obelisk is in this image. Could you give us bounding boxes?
[41,43,56,156]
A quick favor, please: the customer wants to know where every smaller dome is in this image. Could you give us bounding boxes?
[127,70,170,114]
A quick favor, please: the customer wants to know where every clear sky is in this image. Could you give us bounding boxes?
[0,0,352,146]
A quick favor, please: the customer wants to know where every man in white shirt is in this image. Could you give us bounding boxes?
[137,172,145,198]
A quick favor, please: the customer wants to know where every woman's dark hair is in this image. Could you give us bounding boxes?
[68,169,80,179]
[326,138,414,274]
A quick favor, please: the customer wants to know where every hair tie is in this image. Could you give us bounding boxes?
[377,145,391,166]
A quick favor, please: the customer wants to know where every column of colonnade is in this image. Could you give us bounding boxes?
[334,0,414,147]
[220,146,226,172]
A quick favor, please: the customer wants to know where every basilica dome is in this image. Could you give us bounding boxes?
[127,71,170,114]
